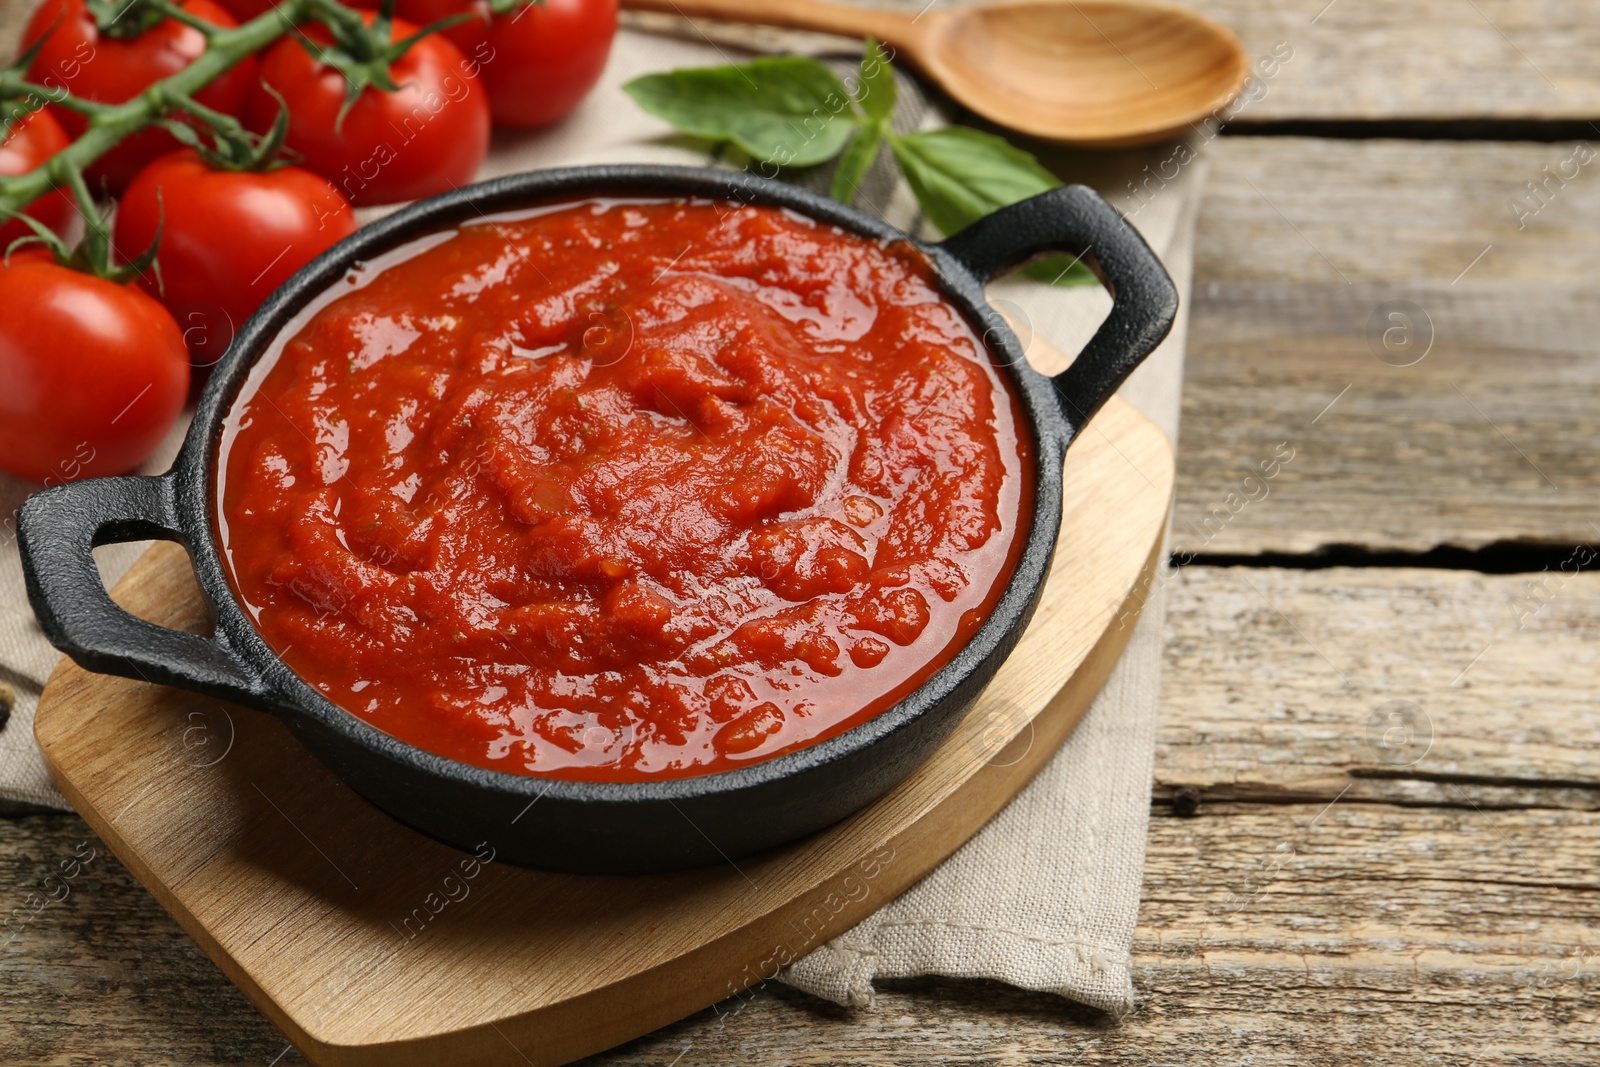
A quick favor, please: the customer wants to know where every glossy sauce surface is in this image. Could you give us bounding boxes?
[218,198,1030,780]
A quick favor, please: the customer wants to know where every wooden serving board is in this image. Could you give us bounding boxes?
[33,394,1172,1067]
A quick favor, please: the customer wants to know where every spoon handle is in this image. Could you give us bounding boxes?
[619,0,918,49]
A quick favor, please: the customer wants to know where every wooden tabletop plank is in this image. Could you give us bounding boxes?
[1178,136,1600,554]
[1186,0,1590,122]
[1157,565,1600,808]
[8,792,1598,1065]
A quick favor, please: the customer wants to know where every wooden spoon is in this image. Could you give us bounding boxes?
[621,0,1251,148]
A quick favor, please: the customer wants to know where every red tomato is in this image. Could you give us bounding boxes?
[397,0,616,128]
[22,0,258,194]
[0,109,75,250]
[0,251,189,483]
[247,15,490,206]
[114,150,358,368]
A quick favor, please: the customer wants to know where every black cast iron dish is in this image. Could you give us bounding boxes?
[20,165,1175,874]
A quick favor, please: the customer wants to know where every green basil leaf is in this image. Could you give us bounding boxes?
[855,38,896,122]
[623,57,858,169]
[829,120,885,205]
[887,125,1059,233]
[888,126,1097,287]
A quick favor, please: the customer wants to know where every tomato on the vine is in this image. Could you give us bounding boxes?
[397,0,616,128]
[0,109,75,249]
[247,15,490,206]
[0,251,189,483]
[114,149,357,369]
[22,0,258,194]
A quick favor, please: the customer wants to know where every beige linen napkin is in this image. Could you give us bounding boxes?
[0,21,1204,1015]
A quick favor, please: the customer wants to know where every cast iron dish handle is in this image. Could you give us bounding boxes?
[18,474,267,704]
[939,184,1179,438]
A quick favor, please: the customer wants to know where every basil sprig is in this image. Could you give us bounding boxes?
[621,56,857,168]
[623,39,1095,288]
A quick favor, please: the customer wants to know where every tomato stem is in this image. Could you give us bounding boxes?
[3,82,111,121]
[168,89,244,136]
[57,159,101,227]
[52,154,117,273]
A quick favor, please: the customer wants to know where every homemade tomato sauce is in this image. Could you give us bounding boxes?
[218,198,1031,781]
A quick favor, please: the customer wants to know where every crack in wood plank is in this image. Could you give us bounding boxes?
[1178,138,1600,554]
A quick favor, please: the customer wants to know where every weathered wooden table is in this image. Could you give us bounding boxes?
[4,1,1597,1062]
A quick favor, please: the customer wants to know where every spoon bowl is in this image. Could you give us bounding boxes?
[925,0,1250,146]
[624,0,1251,147]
